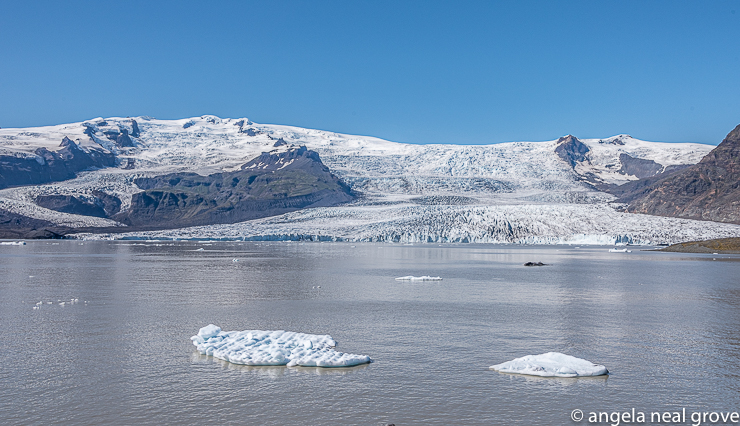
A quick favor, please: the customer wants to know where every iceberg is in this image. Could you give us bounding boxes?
[395,276,443,281]
[0,241,26,245]
[490,352,608,377]
[191,324,372,367]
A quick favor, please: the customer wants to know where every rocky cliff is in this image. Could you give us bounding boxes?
[624,124,740,224]
[113,146,354,229]
[0,137,116,189]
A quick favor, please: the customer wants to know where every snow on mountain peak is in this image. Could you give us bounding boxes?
[0,115,715,206]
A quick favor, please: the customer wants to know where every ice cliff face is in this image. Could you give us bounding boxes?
[2,115,735,243]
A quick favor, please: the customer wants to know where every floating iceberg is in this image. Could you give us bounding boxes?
[608,248,631,253]
[191,324,372,367]
[0,241,26,245]
[395,276,443,281]
[490,352,608,377]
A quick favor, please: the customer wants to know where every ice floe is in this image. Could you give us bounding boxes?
[608,248,631,253]
[395,276,443,281]
[490,352,608,377]
[191,324,372,367]
[0,241,26,245]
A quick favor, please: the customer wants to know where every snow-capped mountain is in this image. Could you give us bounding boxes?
[1,115,737,243]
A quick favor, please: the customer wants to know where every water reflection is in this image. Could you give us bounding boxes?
[492,371,609,387]
[190,352,371,376]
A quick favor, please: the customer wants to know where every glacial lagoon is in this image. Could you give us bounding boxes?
[2,240,739,425]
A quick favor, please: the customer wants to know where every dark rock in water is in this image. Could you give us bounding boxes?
[0,137,116,189]
[555,135,590,167]
[623,123,740,224]
[523,262,546,266]
[114,146,354,229]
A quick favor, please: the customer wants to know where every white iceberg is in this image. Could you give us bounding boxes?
[191,324,372,367]
[608,248,631,253]
[0,241,26,245]
[395,276,443,281]
[490,352,608,377]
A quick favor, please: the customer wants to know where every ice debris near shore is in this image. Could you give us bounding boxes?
[395,276,443,281]
[191,324,372,367]
[490,352,608,377]
[0,241,26,245]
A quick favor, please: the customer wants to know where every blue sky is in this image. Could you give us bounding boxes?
[1,1,739,145]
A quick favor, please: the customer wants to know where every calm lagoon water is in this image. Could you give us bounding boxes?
[1,240,739,425]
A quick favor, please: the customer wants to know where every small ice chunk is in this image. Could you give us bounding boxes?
[395,276,442,281]
[490,352,608,377]
[198,324,221,339]
[0,241,26,245]
[191,326,371,368]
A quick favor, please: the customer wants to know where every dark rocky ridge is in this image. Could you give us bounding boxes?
[659,237,740,253]
[0,208,71,239]
[555,135,590,167]
[35,191,122,218]
[0,137,116,189]
[113,146,354,229]
[624,124,740,224]
[617,153,662,178]
[555,135,695,193]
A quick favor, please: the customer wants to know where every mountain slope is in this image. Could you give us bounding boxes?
[625,124,740,224]
[0,137,115,189]
[0,115,725,242]
[113,146,353,229]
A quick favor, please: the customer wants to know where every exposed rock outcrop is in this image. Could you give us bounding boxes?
[659,237,740,253]
[0,137,116,189]
[0,208,71,239]
[35,191,121,218]
[624,124,740,224]
[555,135,590,167]
[113,146,354,229]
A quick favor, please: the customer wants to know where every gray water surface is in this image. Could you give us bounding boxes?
[1,241,739,425]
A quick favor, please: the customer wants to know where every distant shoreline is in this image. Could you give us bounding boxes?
[659,237,740,254]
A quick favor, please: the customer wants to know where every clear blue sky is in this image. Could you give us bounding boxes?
[1,0,739,145]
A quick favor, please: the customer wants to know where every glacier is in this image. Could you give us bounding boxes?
[78,203,740,246]
[2,115,738,244]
